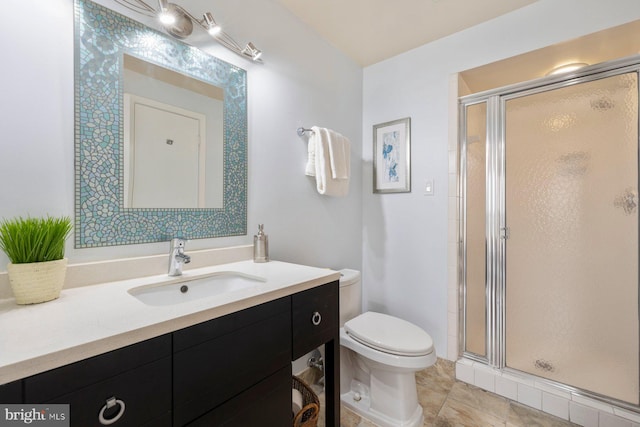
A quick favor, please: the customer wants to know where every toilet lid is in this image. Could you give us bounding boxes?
[344,312,434,357]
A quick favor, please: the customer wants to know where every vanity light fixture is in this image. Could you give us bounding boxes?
[114,0,263,62]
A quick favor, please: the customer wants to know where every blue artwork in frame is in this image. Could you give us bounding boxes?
[74,0,247,248]
[373,117,411,193]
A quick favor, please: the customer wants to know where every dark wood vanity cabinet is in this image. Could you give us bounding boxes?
[10,280,340,427]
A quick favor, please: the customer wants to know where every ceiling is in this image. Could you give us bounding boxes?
[274,0,538,66]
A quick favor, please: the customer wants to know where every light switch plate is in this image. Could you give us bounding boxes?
[424,180,434,196]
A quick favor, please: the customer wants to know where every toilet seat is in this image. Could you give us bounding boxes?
[344,312,434,357]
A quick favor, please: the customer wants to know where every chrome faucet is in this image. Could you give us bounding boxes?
[168,238,191,276]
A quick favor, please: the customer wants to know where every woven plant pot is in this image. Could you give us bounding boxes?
[7,258,67,304]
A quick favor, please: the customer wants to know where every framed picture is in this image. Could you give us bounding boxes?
[373,117,411,193]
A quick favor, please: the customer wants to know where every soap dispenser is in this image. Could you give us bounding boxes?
[253,224,269,263]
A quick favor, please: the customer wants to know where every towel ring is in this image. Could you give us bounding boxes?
[297,127,314,137]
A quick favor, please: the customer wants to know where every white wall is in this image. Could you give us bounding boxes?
[362,0,640,358]
[0,0,362,272]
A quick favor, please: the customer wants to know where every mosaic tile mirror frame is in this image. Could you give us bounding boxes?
[74,0,247,248]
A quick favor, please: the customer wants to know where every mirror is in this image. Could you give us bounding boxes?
[74,0,247,248]
[123,54,224,209]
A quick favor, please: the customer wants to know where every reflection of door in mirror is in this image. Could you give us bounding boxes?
[122,54,224,209]
[124,95,205,208]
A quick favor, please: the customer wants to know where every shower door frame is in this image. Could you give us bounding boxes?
[458,55,640,410]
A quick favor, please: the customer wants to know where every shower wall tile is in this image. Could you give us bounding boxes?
[495,375,518,400]
[447,256,458,291]
[613,408,640,424]
[448,196,457,219]
[447,311,458,338]
[534,380,571,399]
[474,365,495,392]
[517,383,542,410]
[448,287,457,313]
[448,173,457,197]
[447,238,457,267]
[448,149,457,174]
[572,395,615,414]
[542,392,569,420]
[600,411,633,427]
[569,401,599,427]
[502,370,535,387]
[448,218,458,240]
[447,336,458,360]
[455,360,474,384]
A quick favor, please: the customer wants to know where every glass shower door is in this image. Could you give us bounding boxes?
[464,102,487,357]
[504,72,639,404]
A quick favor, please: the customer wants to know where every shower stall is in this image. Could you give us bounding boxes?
[459,56,640,408]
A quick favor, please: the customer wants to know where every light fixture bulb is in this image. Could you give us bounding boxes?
[243,42,262,61]
[157,0,176,25]
[159,11,176,25]
[203,12,221,36]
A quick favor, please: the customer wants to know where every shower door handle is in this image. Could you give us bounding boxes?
[500,227,510,239]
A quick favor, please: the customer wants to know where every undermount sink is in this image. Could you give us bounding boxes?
[128,272,266,306]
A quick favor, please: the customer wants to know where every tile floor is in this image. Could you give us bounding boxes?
[310,358,578,427]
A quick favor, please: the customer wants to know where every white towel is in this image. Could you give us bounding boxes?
[305,126,321,176]
[313,127,350,197]
[327,129,350,179]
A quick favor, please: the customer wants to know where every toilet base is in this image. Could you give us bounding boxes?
[340,387,424,427]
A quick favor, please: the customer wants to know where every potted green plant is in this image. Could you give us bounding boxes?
[0,216,73,304]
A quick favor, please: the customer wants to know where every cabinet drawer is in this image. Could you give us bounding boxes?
[173,308,291,426]
[0,380,22,403]
[173,296,290,352]
[292,281,339,359]
[25,335,171,403]
[42,357,171,427]
[185,365,291,427]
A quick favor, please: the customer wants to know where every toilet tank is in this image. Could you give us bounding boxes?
[338,269,362,327]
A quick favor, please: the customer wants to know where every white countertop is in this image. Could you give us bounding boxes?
[0,260,340,384]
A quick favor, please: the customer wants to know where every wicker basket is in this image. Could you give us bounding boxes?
[7,258,67,305]
[292,376,320,427]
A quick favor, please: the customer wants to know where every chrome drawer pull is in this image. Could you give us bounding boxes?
[99,396,126,425]
[311,311,322,326]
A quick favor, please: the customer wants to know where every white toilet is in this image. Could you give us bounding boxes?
[338,269,436,427]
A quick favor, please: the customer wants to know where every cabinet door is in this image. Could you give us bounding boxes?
[292,281,339,359]
[185,366,291,427]
[0,380,22,403]
[173,301,292,426]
